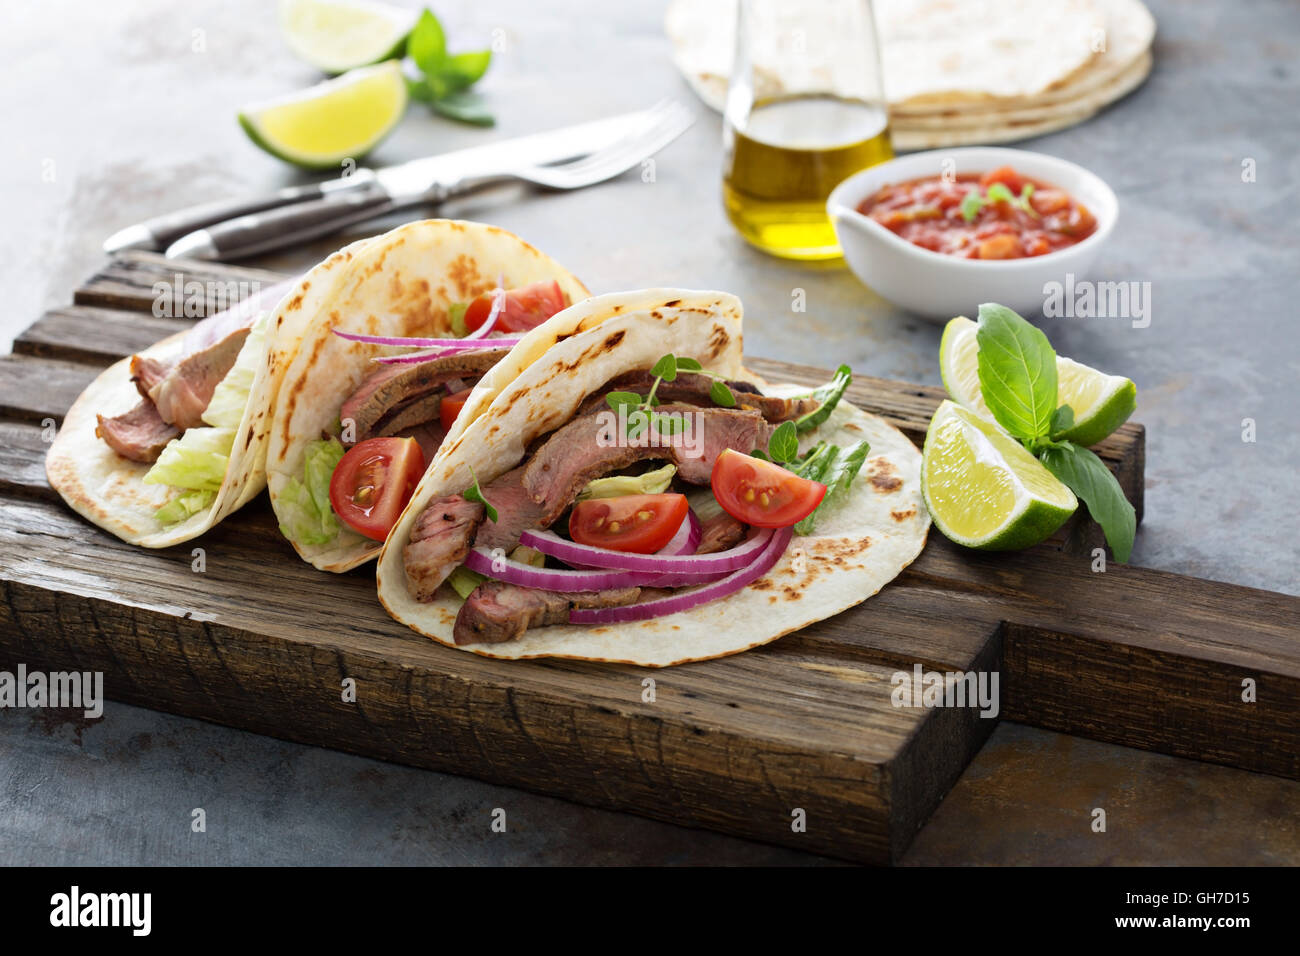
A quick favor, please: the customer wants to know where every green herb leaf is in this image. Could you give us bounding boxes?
[1038,441,1136,562]
[709,379,736,407]
[750,448,770,461]
[795,440,870,535]
[651,411,686,436]
[1050,404,1075,437]
[605,391,643,412]
[768,421,799,462]
[675,356,703,372]
[408,9,447,77]
[986,182,1015,204]
[448,301,468,337]
[794,364,853,432]
[651,354,678,382]
[960,190,984,223]
[431,91,495,126]
[975,303,1058,441]
[626,409,650,440]
[405,75,435,103]
[442,49,492,92]
[793,441,834,481]
[464,466,498,523]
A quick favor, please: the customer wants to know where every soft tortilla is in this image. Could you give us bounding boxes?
[376,289,929,667]
[266,219,589,573]
[45,239,371,547]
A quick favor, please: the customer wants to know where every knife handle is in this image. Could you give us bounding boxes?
[165,188,400,261]
[104,172,379,253]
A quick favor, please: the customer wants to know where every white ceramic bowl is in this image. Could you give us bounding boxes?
[827,147,1118,322]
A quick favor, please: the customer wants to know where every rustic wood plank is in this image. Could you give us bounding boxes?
[0,421,56,501]
[73,250,285,316]
[0,355,100,423]
[14,306,188,365]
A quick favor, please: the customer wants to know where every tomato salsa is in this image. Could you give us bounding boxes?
[857,166,1098,260]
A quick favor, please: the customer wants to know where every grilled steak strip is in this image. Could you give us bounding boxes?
[522,404,771,527]
[403,495,485,602]
[454,581,642,645]
[130,355,172,402]
[341,349,508,445]
[697,511,747,554]
[96,400,181,463]
[148,325,251,430]
[580,371,819,423]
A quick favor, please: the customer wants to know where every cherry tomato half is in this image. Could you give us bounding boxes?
[569,493,689,554]
[439,387,474,433]
[710,449,827,528]
[328,437,426,542]
[464,280,568,333]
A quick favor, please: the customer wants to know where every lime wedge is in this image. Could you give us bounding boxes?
[279,0,413,74]
[940,316,1137,446]
[923,400,1077,550]
[238,61,408,169]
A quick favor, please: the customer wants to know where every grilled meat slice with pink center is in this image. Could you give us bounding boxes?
[340,349,508,446]
[454,581,642,645]
[95,400,181,463]
[147,325,252,430]
[403,495,485,602]
[581,371,819,423]
[522,404,771,527]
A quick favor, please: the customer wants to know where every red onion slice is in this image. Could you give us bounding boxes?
[570,527,792,625]
[659,508,701,556]
[520,524,768,573]
[463,547,659,592]
[462,283,505,340]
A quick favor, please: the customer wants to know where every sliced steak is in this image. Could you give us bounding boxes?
[522,404,771,527]
[96,400,181,463]
[341,348,508,445]
[454,581,642,645]
[148,325,251,429]
[582,371,819,423]
[474,466,548,552]
[404,495,485,602]
[697,511,747,554]
[130,355,172,402]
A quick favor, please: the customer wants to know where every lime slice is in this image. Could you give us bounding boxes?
[940,316,1137,447]
[922,400,1077,550]
[279,0,413,74]
[238,61,408,169]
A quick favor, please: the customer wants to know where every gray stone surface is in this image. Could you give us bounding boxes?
[1,0,1295,865]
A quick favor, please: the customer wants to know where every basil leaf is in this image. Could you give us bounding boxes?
[1038,441,1135,563]
[768,421,799,462]
[709,379,736,407]
[794,364,852,433]
[651,354,677,382]
[408,9,447,77]
[975,303,1058,441]
[605,391,643,412]
[676,357,703,372]
[1050,404,1075,437]
[795,440,870,535]
[405,76,435,103]
[431,91,495,126]
[442,49,492,92]
[464,466,498,523]
[960,190,983,223]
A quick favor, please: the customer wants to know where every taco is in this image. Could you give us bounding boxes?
[265,219,589,572]
[46,238,373,546]
[375,289,930,667]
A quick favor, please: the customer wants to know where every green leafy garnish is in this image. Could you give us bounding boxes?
[709,379,736,407]
[405,8,494,126]
[1049,404,1076,438]
[448,565,487,600]
[155,490,216,527]
[612,354,738,436]
[1038,441,1136,562]
[767,421,799,463]
[794,440,870,535]
[975,303,1058,442]
[464,465,498,523]
[676,357,703,372]
[650,354,678,382]
[960,182,1038,222]
[604,391,643,412]
[448,301,468,337]
[277,437,345,545]
[794,364,852,432]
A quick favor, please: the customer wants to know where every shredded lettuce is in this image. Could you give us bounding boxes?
[277,437,345,545]
[154,490,216,526]
[146,314,269,524]
[448,565,487,600]
[448,301,469,337]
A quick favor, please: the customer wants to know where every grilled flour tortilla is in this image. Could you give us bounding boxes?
[46,239,371,547]
[376,289,929,667]
[266,219,589,573]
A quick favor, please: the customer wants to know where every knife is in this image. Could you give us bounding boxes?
[103,107,663,259]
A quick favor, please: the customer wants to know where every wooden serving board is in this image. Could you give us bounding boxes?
[2,253,1297,865]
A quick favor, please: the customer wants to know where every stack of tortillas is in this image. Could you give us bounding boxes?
[666,0,1155,150]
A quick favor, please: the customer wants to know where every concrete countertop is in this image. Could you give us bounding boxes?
[1,0,1296,865]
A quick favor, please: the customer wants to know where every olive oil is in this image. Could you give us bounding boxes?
[723,95,893,260]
